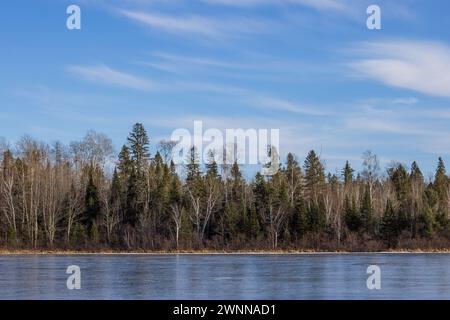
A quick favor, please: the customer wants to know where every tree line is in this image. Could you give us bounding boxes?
[1,123,449,251]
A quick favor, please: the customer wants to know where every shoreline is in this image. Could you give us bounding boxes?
[1,248,449,255]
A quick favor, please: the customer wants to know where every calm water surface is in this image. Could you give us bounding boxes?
[0,254,449,299]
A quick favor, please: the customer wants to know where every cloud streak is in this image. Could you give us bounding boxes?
[250,97,333,116]
[202,0,350,12]
[66,65,155,91]
[348,40,450,98]
[119,9,270,38]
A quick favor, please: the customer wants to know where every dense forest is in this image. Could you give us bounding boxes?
[0,123,449,251]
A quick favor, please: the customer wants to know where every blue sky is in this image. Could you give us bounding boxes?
[1,0,450,178]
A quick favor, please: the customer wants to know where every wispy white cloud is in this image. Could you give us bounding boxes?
[201,0,272,8]
[288,0,349,12]
[202,0,350,12]
[348,41,450,98]
[120,10,219,36]
[119,9,270,38]
[358,97,419,107]
[389,97,419,105]
[148,52,252,70]
[13,86,134,124]
[344,117,428,136]
[140,50,339,85]
[66,65,155,91]
[66,63,249,95]
[249,97,333,116]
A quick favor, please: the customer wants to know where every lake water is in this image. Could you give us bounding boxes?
[0,254,449,299]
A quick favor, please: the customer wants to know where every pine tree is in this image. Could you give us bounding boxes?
[307,200,326,233]
[421,207,435,238]
[342,161,354,187]
[434,157,448,201]
[186,147,201,184]
[292,198,308,237]
[380,199,399,247]
[125,168,139,227]
[389,164,410,203]
[154,151,164,174]
[223,204,240,242]
[303,151,326,233]
[285,153,303,207]
[118,145,132,178]
[253,172,267,210]
[410,161,423,182]
[434,157,449,229]
[304,150,325,204]
[247,206,260,240]
[205,150,219,179]
[111,168,121,200]
[84,170,100,232]
[360,187,374,233]
[127,123,150,173]
[123,123,150,231]
[168,173,182,204]
[231,161,242,182]
[344,195,361,232]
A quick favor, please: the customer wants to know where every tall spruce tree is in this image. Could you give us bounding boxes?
[123,123,151,230]
[434,157,449,229]
[205,150,219,179]
[360,187,374,233]
[410,161,423,182]
[186,146,201,184]
[127,123,150,174]
[342,161,354,187]
[344,195,361,232]
[285,153,303,207]
[303,150,326,232]
[380,199,399,247]
[304,150,325,204]
[84,170,100,232]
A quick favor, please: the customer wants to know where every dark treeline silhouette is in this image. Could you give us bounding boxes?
[1,123,449,251]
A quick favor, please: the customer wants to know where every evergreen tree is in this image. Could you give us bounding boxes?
[388,164,410,203]
[434,157,449,229]
[122,124,151,232]
[342,161,354,187]
[127,123,150,173]
[307,200,326,233]
[84,170,100,232]
[380,199,399,247]
[410,161,423,182]
[111,168,121,201]
[304,150,325,204]
[231,160,242,182]
[125,168,139,227]
[285,153,303,207]
[117,145,132,178]
[186,147,201,184]
[303,151,326,233]
[205,150,219,179]
[247,206,260,240]
[434,157,448,201]
[168,173,182,204]
[154,151,164,174]
[360,187,374,233]
[292,198,308,237]
[344,195,361,232]
[420,207,435,238]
